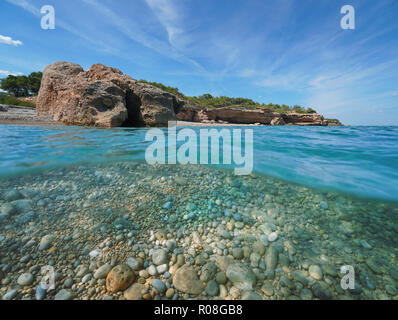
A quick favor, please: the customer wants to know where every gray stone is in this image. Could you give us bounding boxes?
[200,262,217,282]
[152,249,168,266]
[312,282,332,300]
[17,273,34,286]
[39,234,55,251]
[3,289,18,300]
[309,265,323,280]
[126,257,141,271]
[226,263,256,291]
[54,289,73,300]
[94,263,112,279]
[35,284,46,300]
[241,291,262,300]
[148,265,158,276]
[205,280,219,296]
[157,264,168,274]
[215,272,227,284]
[4,189,24,201]
[173,266,204,295]
[152,279,166,293]
[232,247,244,260]
[264,245,278,271]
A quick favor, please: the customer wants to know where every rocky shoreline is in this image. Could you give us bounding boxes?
[176,105,339,126]
[32,61,341,128]
[1,162,397,300]
[0,105,60,127]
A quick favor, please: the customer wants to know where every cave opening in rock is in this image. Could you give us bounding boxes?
[122,90,145,127]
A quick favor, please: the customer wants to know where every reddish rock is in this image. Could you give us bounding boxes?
[106,264,135,293]
[37,62,184,127]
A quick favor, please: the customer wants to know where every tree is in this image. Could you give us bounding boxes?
[0,71,42,97]
[28,72,42,95]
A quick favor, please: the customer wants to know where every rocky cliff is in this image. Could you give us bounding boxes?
[176,104,331,126]
[37,61,338,127]
[37,62,184,127]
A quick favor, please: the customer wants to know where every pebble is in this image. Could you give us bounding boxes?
[148,265,158,276]
[205,280,219,296]
[385,285,397,296]
[309,265,323,280]
[35,284,46,300]
[268,232,278,242]
[38,234,55,251]
[165,288,175,299]
[94,263,112,279]
[3,289,18,300]
[54,289,73,300]
[17,273,34,286]
[152,249,168,266]
[152,279,166,293]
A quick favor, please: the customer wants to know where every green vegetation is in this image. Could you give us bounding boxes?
[138,80,184,98]
[326,118,341,124]
[0,93,36,108]
[138,80,317,114]
[0,72,42,97]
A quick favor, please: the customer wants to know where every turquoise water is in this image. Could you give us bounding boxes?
[1,124,398,300]
[1,125,397,202]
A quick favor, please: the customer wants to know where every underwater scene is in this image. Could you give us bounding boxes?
[1,124,398,300]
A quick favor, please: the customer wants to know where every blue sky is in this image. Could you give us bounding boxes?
[1,0,397,125]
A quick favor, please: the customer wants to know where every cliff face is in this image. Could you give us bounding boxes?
[176,104,332,126]
[37,62,184,127]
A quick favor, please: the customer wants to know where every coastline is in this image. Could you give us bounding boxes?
[0,105,335,128]
[0,105,61,127]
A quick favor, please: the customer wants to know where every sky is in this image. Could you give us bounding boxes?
[0,0,397,125]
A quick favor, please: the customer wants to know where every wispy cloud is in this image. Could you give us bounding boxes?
[6,0,118,54]
[0,70,22,76]
[393,93,398,97]
[83,0,204,71]
[144,0,183,45]
[0,34,23,46]
[5,0,39,15]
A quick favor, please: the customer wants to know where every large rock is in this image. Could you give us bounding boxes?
[124,283,146,300]
[37,62,184,127]
[106,264,135,293]
[176,106,328,126]
[204,108,280,124]
[173,265,204,295]
[282,113,328,126]
[226,263,256,291]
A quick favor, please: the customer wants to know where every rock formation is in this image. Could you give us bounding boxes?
[36,61,338,127]
[37,62,184,127]
[176,105,330,126]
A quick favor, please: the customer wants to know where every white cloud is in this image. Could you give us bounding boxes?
[393,92,398,97]
[0,70,22,76]
[0,34,23,46]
